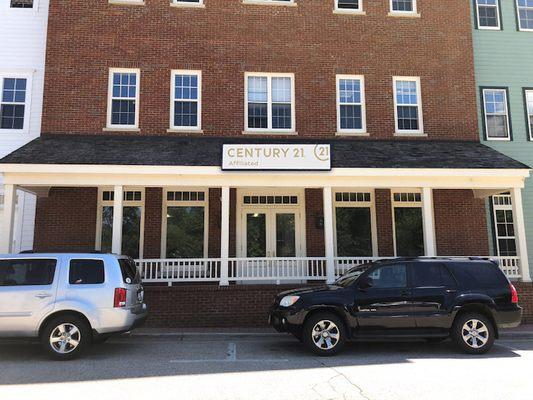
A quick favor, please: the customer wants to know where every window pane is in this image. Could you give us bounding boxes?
[486,115,508,138]
[111,99,136,125]
[272,77,291,103]
[122,206,141,259]
[478,5,498,27]
[368,264,407,289]
[397,105,419,130]
[519,2,533,30]
[339,79,361,104]
[392,0,413,12]
[174,74,198,100]
[10,0,34,8]
[272,103,291,129]
[248,76,267,102]
[101,206,113,253]
[394,207,424,256]
[246,213,266,257]
[69,259,105,285]
[248,103,268,129]
[118,259,141,284]
[0,259,56,286]
[113,73,137,99]
[174,101,198,127]
[335,207,372,256]
[337,0,360,9]
[276,213,296,257]
[340,104,362,130]
[166,207,205,258]
[411,263,456,288]
[0,104,25,129]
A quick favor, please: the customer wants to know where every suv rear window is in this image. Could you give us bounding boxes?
[0,259,56,286]
[448,262,508,289]
[69,259,105,285]
[411,263,456,288]
[118,258,141,284]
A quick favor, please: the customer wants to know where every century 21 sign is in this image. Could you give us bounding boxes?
[222,144,331,171]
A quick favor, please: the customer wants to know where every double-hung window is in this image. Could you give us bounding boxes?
[170,70,201,131]
[482,88,510,140]
[526,89,533,139]
[475,0,501,29]
[107,68,140,129]
[335,0,363,13]
[390,0,417,14]
[517,0,533,31]
[492,195,517,257]
[393,77,423,134]
[336,75,366,134]
[0,77,28,132]
[245,73,295,133]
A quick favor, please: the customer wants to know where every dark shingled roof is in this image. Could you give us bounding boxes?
[0,134,529,169]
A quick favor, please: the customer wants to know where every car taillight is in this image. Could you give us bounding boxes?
[114,288,127,308]
[510,283,519,304]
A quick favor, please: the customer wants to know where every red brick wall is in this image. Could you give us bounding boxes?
[375,189,395,256]
[34,187,98,252]
[515,283,533,324]
[434,189,489,256]
[305,189,325,257]
[143,187,162,258]
[42,0,477,140]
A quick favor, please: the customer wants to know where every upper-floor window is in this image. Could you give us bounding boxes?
[482,88,510,140]
[335,0,363,12]
[475,0,501,29]
[393,77,423,135]
[10,0,33,8]
[336,75,366,134]
[170,70,201,131]
[0,77,28,132]
[390,0,417,14]
[525,89,533,139]
[517,0,533,31]
[107,69,140,129]
[245,73,295,133]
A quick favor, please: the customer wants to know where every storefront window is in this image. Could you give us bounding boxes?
[394,207,424,256]
[335,208,372,256]
[166,207,205,258]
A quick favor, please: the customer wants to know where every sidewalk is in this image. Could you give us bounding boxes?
[131,325,533,339]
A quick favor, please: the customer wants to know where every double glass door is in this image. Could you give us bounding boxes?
[243,208,301,258]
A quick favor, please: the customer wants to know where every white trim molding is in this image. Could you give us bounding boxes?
[169,70,202,132]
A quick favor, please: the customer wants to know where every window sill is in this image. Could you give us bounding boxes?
[486,137,511,142]
[170,2,206,8]
[103,127,141,132]
[336,131,370,137]
[393,132,427,137]
[333,9,366,16]
[108,0,145,6]
[167,128,204,134]
[242,130,298,135]
[387,12,421,18]
[242,0,297,7]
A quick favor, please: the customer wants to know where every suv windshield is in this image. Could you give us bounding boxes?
[118,258,141,284]
[334,263,374,287]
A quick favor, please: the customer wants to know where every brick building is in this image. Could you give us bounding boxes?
[1,0,532,326]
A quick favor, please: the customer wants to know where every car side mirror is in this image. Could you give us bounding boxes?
[357,276,373,290]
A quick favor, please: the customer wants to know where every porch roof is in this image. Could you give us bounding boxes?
[0,134,529,170]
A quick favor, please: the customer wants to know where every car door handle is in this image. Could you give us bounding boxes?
[35,293,52,299]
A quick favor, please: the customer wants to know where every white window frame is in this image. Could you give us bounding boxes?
[482,88,510,141]
[332,189,378,257]
[169,70,202,132]
[389,0,418,16]
[334,0,364,14]
[391,189,425,257]
[243,0,296,6]
[244,72,296,134]
[492,194,517,257]
[161,188,209,259]
[393,76,424,135]
[517,0,533,31]
[171,0,205,7]
[0,72,33,134]
[95,187,145,259]
[475,0,501,30]
[526,89,533,140]
[106,68,140,130]
[108,0,145,6]
[336,75,367,135]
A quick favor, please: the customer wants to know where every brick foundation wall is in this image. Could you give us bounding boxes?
[434,189,489,256]
[34,187,98,252]
[515,282,533,324]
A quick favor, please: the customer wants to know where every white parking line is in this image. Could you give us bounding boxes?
[169,342,289,363]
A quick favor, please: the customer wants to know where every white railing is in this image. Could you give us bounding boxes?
[136,255,523,285]
[228,257,327,283]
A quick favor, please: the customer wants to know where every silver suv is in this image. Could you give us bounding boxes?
[0,253,148,360]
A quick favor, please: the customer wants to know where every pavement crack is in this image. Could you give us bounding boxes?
[314,358,372,400]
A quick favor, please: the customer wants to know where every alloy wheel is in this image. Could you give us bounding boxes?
[461,319,489,349]
[311,320,340,350]
[49,323,82,354]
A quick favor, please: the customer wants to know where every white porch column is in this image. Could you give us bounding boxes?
[323,186,336,284]
[511,187,531,282]
[0,184,17,254]
[220,186,230,286]
[421,187,437,257]
[111,185,123,255]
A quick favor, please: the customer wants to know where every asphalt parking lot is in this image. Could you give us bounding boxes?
[0,333,532,400]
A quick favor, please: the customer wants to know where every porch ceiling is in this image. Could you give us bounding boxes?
[0,134,529,170]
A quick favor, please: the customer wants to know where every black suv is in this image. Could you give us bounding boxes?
[269,258,521,356]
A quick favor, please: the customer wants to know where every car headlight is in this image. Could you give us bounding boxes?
[279,295,300,307]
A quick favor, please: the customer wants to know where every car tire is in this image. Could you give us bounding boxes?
[303,312,346,356]
[451,312,495,355]
[41,315,91,360]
